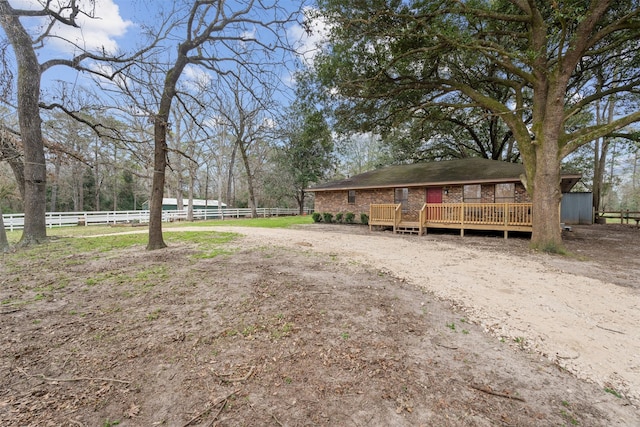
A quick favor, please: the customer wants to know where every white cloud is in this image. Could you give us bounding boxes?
[288,7,331,67]
[12,0,133,55]
[181,65,213,90]
[241,28,257,42]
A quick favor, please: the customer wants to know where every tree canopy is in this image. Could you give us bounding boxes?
[312,0,640,250]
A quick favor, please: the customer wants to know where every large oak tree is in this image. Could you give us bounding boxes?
[313,0,640,250]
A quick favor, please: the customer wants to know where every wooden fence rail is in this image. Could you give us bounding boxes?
[598,210,640,225]
[2,207,310,231]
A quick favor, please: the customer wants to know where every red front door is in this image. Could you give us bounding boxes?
[426,187,443,220]
[427,187,443,204]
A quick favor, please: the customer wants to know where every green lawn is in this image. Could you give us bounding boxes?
[168,215,313,229]
[3,215,313,243]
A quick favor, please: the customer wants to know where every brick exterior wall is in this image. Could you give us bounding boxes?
[314,188,394,220]
[313,182,531,221]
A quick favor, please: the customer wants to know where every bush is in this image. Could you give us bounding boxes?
[335,212,344,223]
[345,212,355,224]
[322,212,334,223]
[360,213,369,225]
[311,212,322,223]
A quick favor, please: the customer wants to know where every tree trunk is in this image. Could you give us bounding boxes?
[148,114,169,250]
[530,120,563,251]
[0,5,47,245]
[0,207,9,252]
[77,165,84,212]
[593,137,610,215]
[187,166,195,222]
[147,57,188,250]
[50,154,60,212]
[226,139,238,207]
[173,116,184,212]
[238,140,258,217]
[298,189,305,215]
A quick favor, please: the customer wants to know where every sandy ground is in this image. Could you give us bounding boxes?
[3,222,640,425]
[201,224,640,405]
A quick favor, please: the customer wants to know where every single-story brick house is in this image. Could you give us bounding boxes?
[307,158,581,238]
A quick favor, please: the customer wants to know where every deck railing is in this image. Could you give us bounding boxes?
[424,203,533,227]
[394,203,402,229]
[369,204,402,231]
[370,202,533,236]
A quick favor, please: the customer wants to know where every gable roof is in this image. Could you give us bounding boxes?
[308,158,581,192]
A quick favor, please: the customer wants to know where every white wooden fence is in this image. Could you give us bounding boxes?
[2,208,309,231]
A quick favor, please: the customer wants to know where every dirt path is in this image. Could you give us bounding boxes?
[2,223,639,426]
[200,224,640,405]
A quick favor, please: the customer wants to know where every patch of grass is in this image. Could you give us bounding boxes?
[560,409,579,425]
[136,266,168,282]
[169,215,313,229]
[340,331,350,340]
[242,325,258,337]
[4,230,22,244]
[165,231,237,244]
[532,241,568,255]
[446,322,456,331]
[165,231,238,259]
[47,226,116,237]
[271,321,294,340]
[604,387,622,398]
[282,322,293,334]
[146,309,162,321]
[192,248,235,259]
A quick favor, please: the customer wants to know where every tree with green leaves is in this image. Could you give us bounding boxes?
[313,0,640,251]
[278,100,333,214]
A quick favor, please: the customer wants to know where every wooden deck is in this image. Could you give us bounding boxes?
[370,203,533,238]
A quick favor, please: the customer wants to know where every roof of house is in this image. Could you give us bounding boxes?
[308,158,581,192]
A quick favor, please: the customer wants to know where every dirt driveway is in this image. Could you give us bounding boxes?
[1,222,639,426]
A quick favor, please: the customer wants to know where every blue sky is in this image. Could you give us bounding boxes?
[5,0,324,112]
